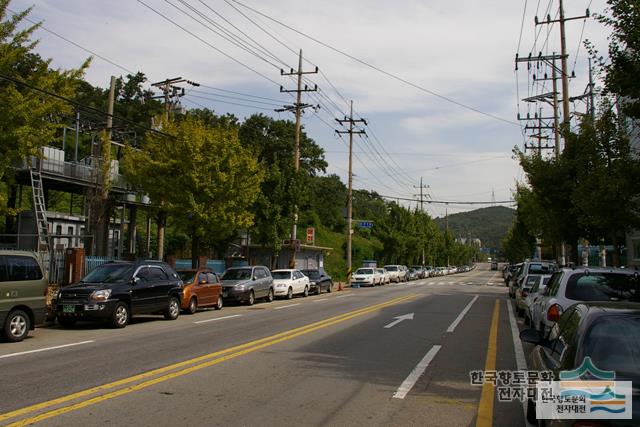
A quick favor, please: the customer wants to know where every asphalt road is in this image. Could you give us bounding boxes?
[0,264,532,427]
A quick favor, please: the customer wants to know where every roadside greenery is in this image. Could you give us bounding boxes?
[0,0,483,278]
[504,0,640,265]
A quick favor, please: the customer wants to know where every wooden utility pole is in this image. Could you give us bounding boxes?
[278,50,318,267]
[336,101,366,282]
[414,177,429,266]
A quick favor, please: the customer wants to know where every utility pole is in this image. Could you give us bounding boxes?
[151,77,200,122]
[278,50,319,267]
[414,177,429,266]
[150,77,199,260]
[336,101,367,283]
[535,4,590,138]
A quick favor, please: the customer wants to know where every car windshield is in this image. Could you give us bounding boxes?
[81,264,134,283]
[583,315,640,378]
[177,271,196,283]
[272,271,292,280]
[385,266,398,272]
[566,273,640,302]
[301,270,320,279]
[356,268,373,275]
[222,268,253,280]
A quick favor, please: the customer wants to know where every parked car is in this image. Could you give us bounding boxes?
[408,268,419,281]
[520,302,640,425]
[301,269,333,294]
[523,275,551,326]
[0,250,49,342]
[491,260,498,270]
[272,269,311,299]
[383,265,402,283]
[509,261,557,298]
[424,266,434,277]
[177,268,223,314]
[515,274,551,317]
[55,260,183,329]
[532,267,640,334]
[376,268,390,285]
[221,266,274,305]
[411,266,426,279]
[351,268,378,287]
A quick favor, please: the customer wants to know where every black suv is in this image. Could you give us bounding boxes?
[55,261,183,328]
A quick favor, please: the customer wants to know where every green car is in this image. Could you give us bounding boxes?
[0,250,49,342]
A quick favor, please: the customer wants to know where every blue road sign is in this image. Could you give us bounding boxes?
[358,221,374,229]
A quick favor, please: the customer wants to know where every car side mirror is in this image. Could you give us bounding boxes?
[131,277,140,285]
[253,276,257,281]
[199,279,207,284]
[519,328,546,346]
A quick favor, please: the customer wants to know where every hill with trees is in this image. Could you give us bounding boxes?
[434,206,515,251]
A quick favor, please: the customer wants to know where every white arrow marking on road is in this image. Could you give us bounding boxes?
[384,313,415,329]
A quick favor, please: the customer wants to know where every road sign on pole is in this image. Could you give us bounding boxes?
[358,221,374,229]
[306,227,315,245]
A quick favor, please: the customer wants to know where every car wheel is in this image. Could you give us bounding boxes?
[246,290,255,306]
[111,302,130,328]
[187,297,197,315]
[57,316,77,328]
[164,297,180,320]
[287,287,293,299]
[315,285,321,295]
[303,286,309,297]
[264,288,274,303]
[214,295,223,310]
[327,281,333,293]
[3,309,30,342]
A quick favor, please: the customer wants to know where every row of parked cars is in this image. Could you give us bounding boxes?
[350,264,475,287]
[506,260,640,424]
[0,250,335,341]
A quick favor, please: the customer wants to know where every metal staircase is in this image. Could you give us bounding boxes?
[29,167,50,252]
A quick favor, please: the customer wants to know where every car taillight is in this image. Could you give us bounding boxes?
[547,304,562,322]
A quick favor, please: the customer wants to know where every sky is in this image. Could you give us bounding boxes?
[9,0,610,217]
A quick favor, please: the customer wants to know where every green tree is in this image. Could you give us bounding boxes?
[589,0,640,119]
[0,0,88,215]
[238,114,327,258]
[122,116,262,264]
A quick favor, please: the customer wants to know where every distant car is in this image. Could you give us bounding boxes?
[509,261,557,298]
[0,251,49,342]
[520,302,640,425]
[411,266,426,279]
[533,267,640,334]
[55,261,183,329]
[352,268,377,287]
[408,268,419,281]
[491,261,498,270]
[383,265,401,283]
[272,269,310,299]
[221,266,274,306]
[424,266,434,277]
[301,269,333,294]
[523,275,551,327]
[177,268,223,314]
[376,268,390,285]
[515,274,551,317]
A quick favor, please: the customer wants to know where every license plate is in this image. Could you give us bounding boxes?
[63,304,76,313]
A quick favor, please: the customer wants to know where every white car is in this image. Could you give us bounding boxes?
[272,269,311,299]
[516,274,551,318]
[532,267,638,334]
[351,268,378,287]
[382,265,401,283]
[376,268,390,285]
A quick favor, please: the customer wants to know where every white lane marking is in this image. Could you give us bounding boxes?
[507,302,529,419]
[446,295,479,333]
[393,345,442,399]
[0,340,95,359]
[336,294,354,298]
[274,303,301,310]
[312,298,328,302]
[194,314,242,324]
[384,313,415,329]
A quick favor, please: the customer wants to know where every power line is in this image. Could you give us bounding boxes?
[230,0,520,127]
[136,0,281,87]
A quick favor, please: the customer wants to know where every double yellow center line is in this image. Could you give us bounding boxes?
[1,294,416,426]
